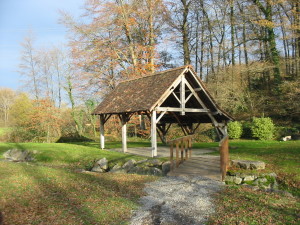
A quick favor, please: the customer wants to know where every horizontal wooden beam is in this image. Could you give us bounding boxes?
[156,107,210,113]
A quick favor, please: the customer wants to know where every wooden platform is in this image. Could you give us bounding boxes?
[168,156,221,181]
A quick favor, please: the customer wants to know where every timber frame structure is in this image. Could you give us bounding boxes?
[93,65,233,158]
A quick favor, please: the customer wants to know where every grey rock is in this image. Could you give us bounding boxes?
[111,164,121,171]
[149,167,163,176]
[110,164,127,173]
[231,160,265,170]
[123,159,136,172]
[136,159,148,164]
[95,158,108,170]
[91,165,104,173]
[243,175,256,182]
[225,176,237,184]
[162,161,171,175]
[145,159,162,167]
[128,166,162,176]
[3,149,34,162]
[233,177,242,184]
[250,161,265,170]
[253,177,267,185]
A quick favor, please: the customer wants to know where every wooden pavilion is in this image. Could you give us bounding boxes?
[93,65,233,158]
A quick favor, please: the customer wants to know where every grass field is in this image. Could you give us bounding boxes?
[195,140,300,224]
[0,142,156,225]
[0,140,299,224]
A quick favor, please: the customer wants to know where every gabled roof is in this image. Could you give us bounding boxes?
[93,65,233,123]
[93,66,187,114]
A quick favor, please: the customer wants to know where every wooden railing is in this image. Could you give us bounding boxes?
[219,135,229,181]
[168,135,193,171]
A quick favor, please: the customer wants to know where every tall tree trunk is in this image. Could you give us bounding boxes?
[147,0,155,73]
[181,0,191,65]
[230,0,235,65]
[254,0,281,87]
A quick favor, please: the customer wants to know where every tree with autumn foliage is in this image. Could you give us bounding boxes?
[61,0,167,94]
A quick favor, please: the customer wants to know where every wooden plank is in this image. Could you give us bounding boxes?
[189,138,192,158]
[185,140,188,160]
[176,142,179,167]
[151,110,157,157]
[170,143,174,171]
[185,92,193,103]
[156,111,166,123]
[181,140,184,163]
[172,92,181,104]
[156,107,209,113]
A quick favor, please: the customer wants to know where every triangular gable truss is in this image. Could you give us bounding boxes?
[148,67,228,137]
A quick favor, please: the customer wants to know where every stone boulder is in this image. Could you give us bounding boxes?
[3,149,34,162]
[110,164,127,174]
[96,158,108,170]
[162,161,171,175]
[122,159,136,172]
[145,159,162,167]
[91,157,108,173]
[128,166,162,176]
[231,160,265,170]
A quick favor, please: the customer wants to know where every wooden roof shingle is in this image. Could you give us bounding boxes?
[93,66,187,114]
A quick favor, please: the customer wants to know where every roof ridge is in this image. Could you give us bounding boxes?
[120,65,191,83]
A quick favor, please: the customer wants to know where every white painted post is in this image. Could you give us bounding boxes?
[180,75,185,115]
[121,115,127,153]
[151,110,157,157]
[100,115,105,149]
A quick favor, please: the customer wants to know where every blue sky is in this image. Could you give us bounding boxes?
[0,0,84,90]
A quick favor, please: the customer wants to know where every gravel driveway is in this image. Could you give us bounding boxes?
[130,175,223,225]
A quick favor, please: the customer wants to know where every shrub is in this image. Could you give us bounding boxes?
[228,121,243,139]
[274,126,299,140]
[251,117,275,140]
[241,121,252,139]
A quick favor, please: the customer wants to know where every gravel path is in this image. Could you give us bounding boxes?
[130,176,223,225]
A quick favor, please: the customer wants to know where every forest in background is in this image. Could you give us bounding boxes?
[0,0,299,142]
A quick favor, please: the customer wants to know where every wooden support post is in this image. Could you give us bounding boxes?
[99,115,105,149]
[180,75,185,115]
[151,110,157,157]
[220,136,229,181]
[185,140,188,160]
[180,140,184,163]
[189,138,192,158]
[121,115,127,153]
[170,142,174,171]
[176,142,179,167]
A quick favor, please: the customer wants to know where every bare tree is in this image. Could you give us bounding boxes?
[0,88,15,127]
[19,32,41,100]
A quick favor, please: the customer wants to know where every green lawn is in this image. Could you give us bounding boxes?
[198,140,300,225]
[0,140,299,224]
[0,142,156,225]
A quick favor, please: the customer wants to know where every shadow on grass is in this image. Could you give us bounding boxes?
[18,163,149,224]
